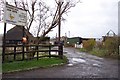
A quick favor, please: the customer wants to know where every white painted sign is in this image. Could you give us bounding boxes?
[0,1,4,22]
[4,3,27,26]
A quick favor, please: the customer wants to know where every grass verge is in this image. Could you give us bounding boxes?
[2,56,68,73]
[79,48,87,52]
[79,48,119,59]
[90,48,107,57]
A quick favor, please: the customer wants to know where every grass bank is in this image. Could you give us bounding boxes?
[3,56,68,73]
[79,48,119,59]
[90,48,107,57]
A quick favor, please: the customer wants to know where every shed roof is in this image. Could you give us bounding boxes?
[6,26,34,41]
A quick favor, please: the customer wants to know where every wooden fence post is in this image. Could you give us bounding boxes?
[49,45,51,58]
[22,26,25,60]
[14,46,16,60]
[22,44,25,60]
[59,42,63,59]
[37,45,39,60]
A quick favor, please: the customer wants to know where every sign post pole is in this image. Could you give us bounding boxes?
[2,23,7,63]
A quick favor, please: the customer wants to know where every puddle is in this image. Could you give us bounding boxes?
[51,52,58,55]
[72,58,86,63]
[93,64,101,67]
[67,58,86,67]
[67,64,73,66]
[68,58,86,64]
[63,51,68,54]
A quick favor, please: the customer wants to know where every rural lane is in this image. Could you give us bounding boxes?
[2,47,119,79]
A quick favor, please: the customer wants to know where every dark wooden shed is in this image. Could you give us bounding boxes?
[6,26,35,45]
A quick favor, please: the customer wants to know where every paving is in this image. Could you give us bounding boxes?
[2,47,119,78]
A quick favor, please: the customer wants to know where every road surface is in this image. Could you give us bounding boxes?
[2,47,119,79]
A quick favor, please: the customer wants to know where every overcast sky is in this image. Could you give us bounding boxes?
[0,0,119,38]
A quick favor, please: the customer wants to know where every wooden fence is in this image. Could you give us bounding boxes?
[2,44,63,63]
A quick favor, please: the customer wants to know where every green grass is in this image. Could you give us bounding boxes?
[79,48,119,59]
[2,56,67,73]
[79,48,87,52]
[90,48,119,59]
[90,48,107,57]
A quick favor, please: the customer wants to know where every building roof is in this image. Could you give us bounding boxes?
[67,37,82,44]
[106,30,116,37]
[6,26,34,41]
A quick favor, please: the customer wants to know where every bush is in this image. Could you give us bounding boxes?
[96,42,103,49]
[79,48,87,52]
[64,43,74,47]
[90,48,107,57]
[83,39,96,51]
[104,37,118,56]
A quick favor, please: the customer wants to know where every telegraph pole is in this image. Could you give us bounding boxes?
[58,1,63,59]
[58,1,61,42]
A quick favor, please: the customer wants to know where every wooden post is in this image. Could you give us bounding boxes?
[2,23,7,63]
[14,46,16,60]
[49,45,51,58]
[59,42,63,59]
[58,2,62,57]
[58,2,61,42]
[22,26,25,60]
[37,45,39,60]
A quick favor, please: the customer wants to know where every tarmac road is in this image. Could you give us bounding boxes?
[2,47,119,79]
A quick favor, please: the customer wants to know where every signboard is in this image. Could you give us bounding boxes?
[0,1,4,22]
[4,3,27,26]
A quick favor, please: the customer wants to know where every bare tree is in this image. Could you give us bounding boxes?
[36,2,51,37]
[41,0,80,37]
[31,0,80,44]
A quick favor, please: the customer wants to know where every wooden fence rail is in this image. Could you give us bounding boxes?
[2,44,63,63]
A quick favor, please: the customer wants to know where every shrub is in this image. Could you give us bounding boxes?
[96,42,103,49]
[83,39,96,51]
[64,43,74,47]
[104,37,118,56]
[79,48,87,52]
[90,48,107,57]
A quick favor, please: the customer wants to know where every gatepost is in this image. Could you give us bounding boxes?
[58,41,63,59]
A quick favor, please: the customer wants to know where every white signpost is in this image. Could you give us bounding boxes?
[4,3,27,26]
[0,1,4,22]
[2,3,27,62]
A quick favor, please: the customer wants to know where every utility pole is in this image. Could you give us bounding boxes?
[58,1,62,43]
[58,1,63,59]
